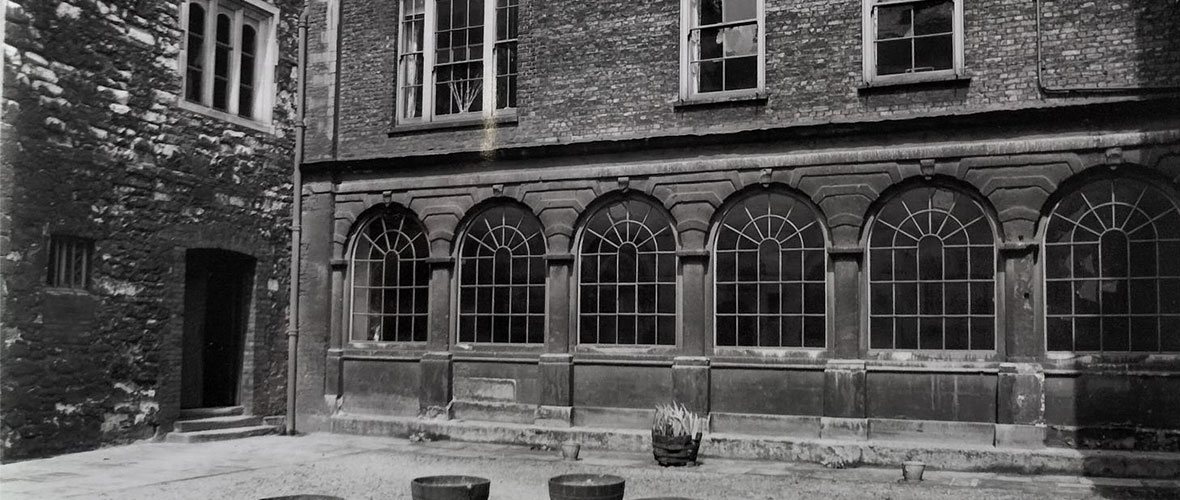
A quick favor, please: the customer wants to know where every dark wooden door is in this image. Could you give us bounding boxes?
[181,249,254,409]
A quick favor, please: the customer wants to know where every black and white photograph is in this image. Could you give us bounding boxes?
[1,0,1179,498]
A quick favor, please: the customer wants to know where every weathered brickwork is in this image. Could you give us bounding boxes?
[304,0,1180,160]
[1,0,299,460]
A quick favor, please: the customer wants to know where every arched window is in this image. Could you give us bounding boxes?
[349,211,430,342]
[868,186,996,350]
[1044,177,1180,352]
[578,198,677,345]
[457,205,547,344]
[715,191,826,348]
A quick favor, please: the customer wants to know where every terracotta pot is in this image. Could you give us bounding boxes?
[651,431,702,467]
[410,475,491,500]
[902,461,926,482]
[560,442,581,461]
[548,473,625,500]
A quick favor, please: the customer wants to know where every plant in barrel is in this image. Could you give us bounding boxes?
[651,402,708,466]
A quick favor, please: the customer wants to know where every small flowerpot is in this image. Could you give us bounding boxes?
[652,431,702,467]
[548,473,625,500]
[560,442,581,461]
[411,475,491,500]
[901,461,926,482]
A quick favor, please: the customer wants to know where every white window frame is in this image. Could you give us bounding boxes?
[396,0,516,126]
[178,0,279,132]
[862,0,964,87]
[678,0,766,102]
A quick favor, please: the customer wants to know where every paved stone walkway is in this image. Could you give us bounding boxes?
[2,433,1178,499]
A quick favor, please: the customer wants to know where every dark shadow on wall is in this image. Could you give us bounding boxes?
[1134,1,1180,89]
[1051,165,1180,495]
[1036,160,1180,496]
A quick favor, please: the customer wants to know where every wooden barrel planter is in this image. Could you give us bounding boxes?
[410,475,491,500]
[548,473,625,500]
[652,432,702,466]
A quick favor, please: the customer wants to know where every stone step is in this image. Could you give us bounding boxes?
[179,406,245,420]
[165,425,275,444]
[174,414,263,433]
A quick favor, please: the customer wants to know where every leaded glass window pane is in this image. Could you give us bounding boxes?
[213,13,232,111]
[238,24,257,118]
[185,3,205,103]
[868,187,995,350]
[1044,178,1180,352]
[457,205,546,343]
[349,211,430,342]
[714,192,826,348]
[578,199,677,345]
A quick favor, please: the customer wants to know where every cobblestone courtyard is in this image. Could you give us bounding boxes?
[2,433,1178,499]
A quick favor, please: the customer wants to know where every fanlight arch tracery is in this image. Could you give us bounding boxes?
[348,210,430,342]
[578,198,677,345]
[714,191,827,348]
[1044,177,1180,352]
[457,205,547,344]
[867,186,996,351]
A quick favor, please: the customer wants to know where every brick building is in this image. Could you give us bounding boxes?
[291,0,1180,457]
[1,0,299,459]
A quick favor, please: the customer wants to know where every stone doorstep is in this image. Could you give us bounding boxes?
[328,413,1180,480]
[173,414,264,433]
[164,425,276,444]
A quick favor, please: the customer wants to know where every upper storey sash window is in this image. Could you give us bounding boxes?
[680,0,764,100]
[863,0,964,86]
[397,0,518,124]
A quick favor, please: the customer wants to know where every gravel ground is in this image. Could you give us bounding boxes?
[3,433,1176,500]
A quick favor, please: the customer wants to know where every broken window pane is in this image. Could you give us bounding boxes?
[691,0,760,94]
[874,0,955,76]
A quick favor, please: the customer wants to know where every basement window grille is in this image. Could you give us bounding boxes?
[47,236,92,290]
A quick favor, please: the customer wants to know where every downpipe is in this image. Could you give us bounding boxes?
[286,4,310,436]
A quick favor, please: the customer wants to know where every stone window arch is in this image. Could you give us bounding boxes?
[867,185,996,350]
[456,204,547,344]
[714,190,827,348]
[577,197,677,345]
[1044,176,1180,352]
[348,210,430,342]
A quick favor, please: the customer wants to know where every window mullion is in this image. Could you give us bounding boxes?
[228,9,244,115]
[423,0,436,121]
[482,0,494,115]
[202,0,217,106]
